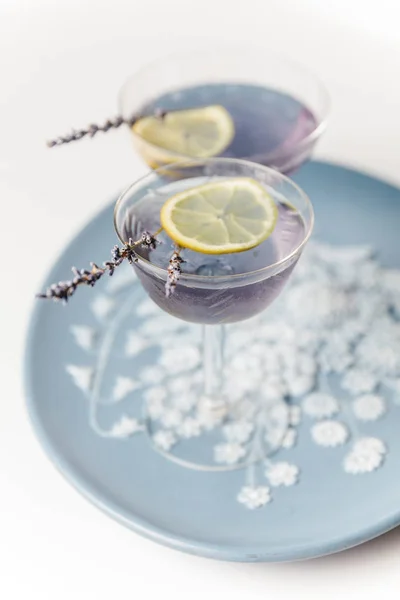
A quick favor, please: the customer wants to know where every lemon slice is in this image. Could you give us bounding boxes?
[132,105,234,159]
[160,178,278,255]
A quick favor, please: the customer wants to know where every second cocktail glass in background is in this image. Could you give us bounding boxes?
[119,46,329,173]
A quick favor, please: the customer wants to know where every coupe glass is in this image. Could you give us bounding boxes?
[114,158,313,469]
[118,45,329,173]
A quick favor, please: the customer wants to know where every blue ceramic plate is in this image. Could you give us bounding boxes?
[25,161,400,562]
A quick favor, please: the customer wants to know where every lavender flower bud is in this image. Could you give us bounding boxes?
[140,231,158,250]
[165,250,183,297]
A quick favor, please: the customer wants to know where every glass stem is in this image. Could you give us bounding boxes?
[202,324,225,406]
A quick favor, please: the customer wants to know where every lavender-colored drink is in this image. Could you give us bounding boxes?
[121,177,306,325]
[139,83,318,173]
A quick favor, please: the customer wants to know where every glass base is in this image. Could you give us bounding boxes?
[144,381,290,472]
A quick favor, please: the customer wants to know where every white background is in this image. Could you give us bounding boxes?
[1,0,400,598]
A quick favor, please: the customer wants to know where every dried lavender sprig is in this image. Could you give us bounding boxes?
[166,248,184,298]
[46,108,168,148]
[37,232,159,303]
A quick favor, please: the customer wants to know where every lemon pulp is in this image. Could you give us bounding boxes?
[160,177,278,255]
[132,105,235,161]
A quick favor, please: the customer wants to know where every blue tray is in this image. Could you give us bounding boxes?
[25,161,400,562]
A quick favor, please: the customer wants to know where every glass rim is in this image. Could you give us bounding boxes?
[117,44,331,164]
[113,157,314,283]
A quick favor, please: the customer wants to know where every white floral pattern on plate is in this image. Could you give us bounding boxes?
[344,438,387,474]
[65,243,400,509]
[311,420,349,447]
[214,443,246,465]
[112,376,141,401]
[237,486,271,509]
[265,462,299,487]
[302,392,339,419]
[110,415,144,438]
[352,394,386,421]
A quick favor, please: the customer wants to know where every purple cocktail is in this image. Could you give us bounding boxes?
[121,179,306,324]
[119,47,329,173]
[115,159,313,426]
[138,83,319,174]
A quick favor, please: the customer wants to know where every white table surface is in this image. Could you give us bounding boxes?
[1,0,400,598]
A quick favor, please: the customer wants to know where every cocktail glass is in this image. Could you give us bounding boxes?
[118,45,329,173]
[114,158,313,469]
